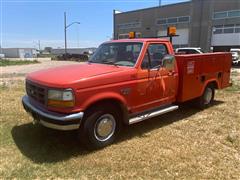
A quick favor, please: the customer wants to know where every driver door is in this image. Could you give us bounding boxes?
[133,43,176,112]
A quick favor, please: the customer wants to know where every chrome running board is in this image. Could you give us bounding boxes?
[129,105,179,125]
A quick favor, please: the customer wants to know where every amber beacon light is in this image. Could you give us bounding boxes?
[167,26,177,36]
[129,31,136,39]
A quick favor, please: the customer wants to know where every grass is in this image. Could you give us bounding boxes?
[0,71,239,179]
[0,59,40,66]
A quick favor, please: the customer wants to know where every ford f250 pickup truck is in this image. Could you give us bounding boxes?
[22,38,232,149]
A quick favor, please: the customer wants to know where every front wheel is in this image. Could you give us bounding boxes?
[78,104,121,149]
[196,84,215,109]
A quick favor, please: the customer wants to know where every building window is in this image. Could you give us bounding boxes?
[156,16,190,25]
[223,28,234,34]
[235,28,240,33]
[118,32,141,39]
[118,21,141,30]
[178,16,190,23]
[228,10,240,18]
[215,25,223,28]
[224,24,234,28]
[167,17,178,23]
[118,34,128,39]
[235,24,240,33]
[213,24,240,34]
[223,24,235,34]
[156,19,167,25]
[213,29,222,34]
[213,9,240,19]
[213,12,227,19]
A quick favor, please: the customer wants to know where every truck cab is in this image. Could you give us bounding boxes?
[22,38,231,149]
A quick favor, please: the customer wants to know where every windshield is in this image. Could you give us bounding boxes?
[89,42,143,67]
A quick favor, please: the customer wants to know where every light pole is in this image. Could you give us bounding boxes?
[33,40,41,51]
[64,12,80,58]
[113,10,116,40]
[159,0,161,6]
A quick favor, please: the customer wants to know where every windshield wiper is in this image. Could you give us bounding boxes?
[102,60,118,66]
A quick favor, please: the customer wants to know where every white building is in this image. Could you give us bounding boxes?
[51,48,96,55]
[1,48,37,58]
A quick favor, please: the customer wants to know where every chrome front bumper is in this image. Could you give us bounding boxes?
[22,95,84,131]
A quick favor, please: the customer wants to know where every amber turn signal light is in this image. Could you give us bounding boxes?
[48,100,74,108]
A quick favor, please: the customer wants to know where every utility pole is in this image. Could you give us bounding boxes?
[113,10,116,40]
[64,12,80,58]
[159,0,161,6]
[38,40,41,51]
[33,40,41,51]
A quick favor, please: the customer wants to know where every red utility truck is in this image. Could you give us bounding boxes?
[22,38,231,149]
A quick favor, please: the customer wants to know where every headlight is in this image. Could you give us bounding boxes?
[47,89,74,108]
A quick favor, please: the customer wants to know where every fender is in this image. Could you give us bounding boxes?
[200,78,220,95]
[81,91,128,111]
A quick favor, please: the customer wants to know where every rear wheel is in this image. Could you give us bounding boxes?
[196,84,215,109]
[78,104,121,149]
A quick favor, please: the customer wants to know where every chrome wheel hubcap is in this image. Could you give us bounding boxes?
[94,114,116,142]
[204,88,212,105]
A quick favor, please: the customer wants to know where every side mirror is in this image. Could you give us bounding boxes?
[162,55,175,71]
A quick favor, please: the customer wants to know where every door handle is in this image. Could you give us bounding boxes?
[168,71,174,76]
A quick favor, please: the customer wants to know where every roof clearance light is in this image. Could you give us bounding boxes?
[129,32,136,39]
[167,26,177,36]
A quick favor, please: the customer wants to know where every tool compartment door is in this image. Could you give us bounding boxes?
[176,55,203,102]
[176,53,231,102]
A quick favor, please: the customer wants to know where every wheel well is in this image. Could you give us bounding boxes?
[208,81,219,89]
[84,99,129,124]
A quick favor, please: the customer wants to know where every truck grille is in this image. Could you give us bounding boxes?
[26,81,46,105]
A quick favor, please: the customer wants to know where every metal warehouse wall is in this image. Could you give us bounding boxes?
[114,0,240,51]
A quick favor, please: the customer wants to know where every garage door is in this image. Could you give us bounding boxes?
[211,24,240,46]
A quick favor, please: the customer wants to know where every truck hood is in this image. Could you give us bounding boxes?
[27,63,130,87]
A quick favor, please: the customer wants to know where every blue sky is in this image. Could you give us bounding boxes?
[1,0,188,49]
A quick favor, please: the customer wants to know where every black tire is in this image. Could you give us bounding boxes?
[78,103,121,150]
[196,84,215,109]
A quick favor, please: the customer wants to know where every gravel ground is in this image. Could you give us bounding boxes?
[1,58,81,77]
[232,66,240,73]
[0,58,82,82]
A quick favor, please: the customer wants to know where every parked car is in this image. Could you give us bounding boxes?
[56,53,88,61]
[230,48,240,65]
[22,38,232,149]
[175,47,204,54]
